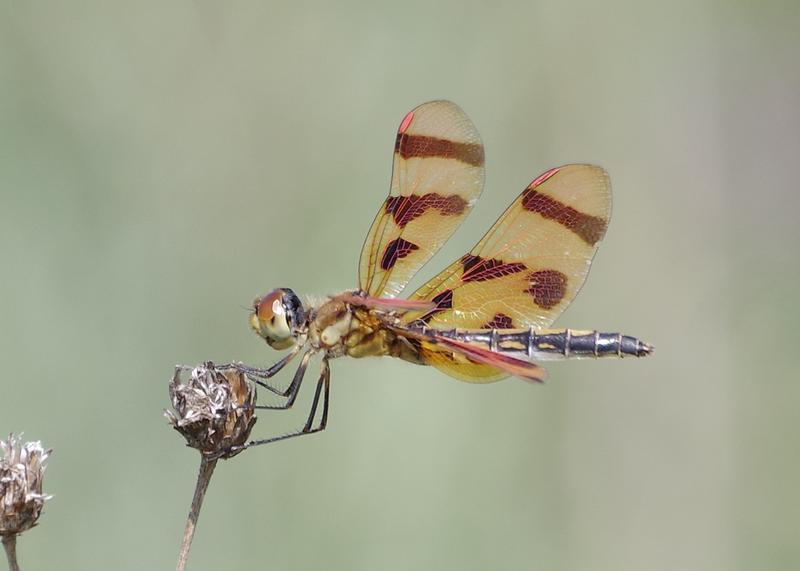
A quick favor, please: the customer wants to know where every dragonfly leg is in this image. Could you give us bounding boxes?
[218,343,305,396]
[252,350,313,410]
[238,356,330,450]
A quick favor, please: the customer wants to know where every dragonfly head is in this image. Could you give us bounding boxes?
[250,288,306,350]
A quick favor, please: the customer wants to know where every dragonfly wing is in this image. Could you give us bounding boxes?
[405,164,612,331]
[392,325,546,383]
[358,101,485,298]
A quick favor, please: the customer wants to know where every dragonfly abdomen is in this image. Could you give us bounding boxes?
[431,327,653,362]
[530,329,652,360]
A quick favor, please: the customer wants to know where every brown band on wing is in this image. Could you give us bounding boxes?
[524,269,568,309]
[413,289,453,325]
[380,238,420,271]
[385,193,468,228]
[521,189,607,246]
[484,313,513,329]
[460,254,527,282]
[395,133,485,166]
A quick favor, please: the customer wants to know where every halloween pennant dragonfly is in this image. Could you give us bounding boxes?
[229,100,652,449]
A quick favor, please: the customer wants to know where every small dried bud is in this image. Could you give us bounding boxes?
[0,434,52,537]
[166,363,257,459]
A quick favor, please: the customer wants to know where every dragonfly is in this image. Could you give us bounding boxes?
[233,100,653,449]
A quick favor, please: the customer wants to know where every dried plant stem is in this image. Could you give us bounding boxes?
[176,456,218,571]
[2,535,20,571]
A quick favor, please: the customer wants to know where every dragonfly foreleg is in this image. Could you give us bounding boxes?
[251,349,313,410]
[219,342,306,396]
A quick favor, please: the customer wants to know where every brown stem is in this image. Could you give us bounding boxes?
[176,456,218,571]
[2,534,20,571]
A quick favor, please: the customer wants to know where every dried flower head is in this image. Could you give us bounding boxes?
[0,434,52,537]
[166,363,257,459]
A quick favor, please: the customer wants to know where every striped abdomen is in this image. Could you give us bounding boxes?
[424,327,653,362]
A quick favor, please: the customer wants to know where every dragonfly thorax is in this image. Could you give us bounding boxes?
[250,288,306,350]
[306,297,355,354]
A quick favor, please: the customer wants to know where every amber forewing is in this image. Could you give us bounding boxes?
[358,101,485,298]
[406,164,612,332]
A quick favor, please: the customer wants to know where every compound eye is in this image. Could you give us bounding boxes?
[256,290,286,324]
[251,289,298,350]
[281,288,304,327]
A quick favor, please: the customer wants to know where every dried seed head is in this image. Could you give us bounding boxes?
[166,363,257,459]
[0,434,52,537]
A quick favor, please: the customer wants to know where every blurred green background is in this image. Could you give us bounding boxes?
[2,1,799,570]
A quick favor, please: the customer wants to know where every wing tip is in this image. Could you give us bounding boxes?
[519,367,547,384]
[398,110,414,134]
[527,167,562,189]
